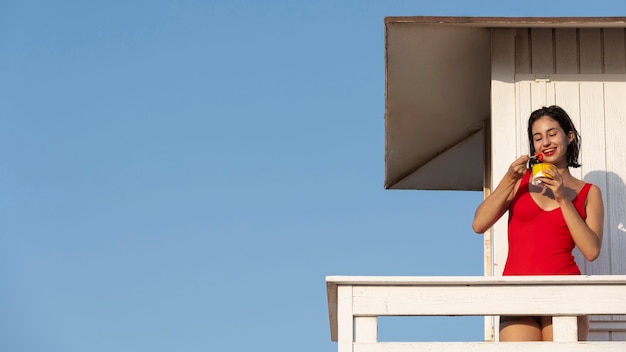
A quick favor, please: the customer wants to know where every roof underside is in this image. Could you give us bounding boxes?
[384,16,626,191]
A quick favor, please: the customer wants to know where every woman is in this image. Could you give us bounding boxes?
[472,105,604,341]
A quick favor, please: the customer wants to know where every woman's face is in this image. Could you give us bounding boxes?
[531,115,573,167]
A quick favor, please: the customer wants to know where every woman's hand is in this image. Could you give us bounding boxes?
[538,165,568,202]
[507,155,531,180]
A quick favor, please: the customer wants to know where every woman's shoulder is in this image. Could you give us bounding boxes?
[572,178,602,201]
[587,183,603,198]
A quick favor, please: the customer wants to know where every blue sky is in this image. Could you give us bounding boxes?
[1,1,625,351]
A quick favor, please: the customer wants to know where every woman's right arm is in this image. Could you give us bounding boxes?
[472,156,529,234]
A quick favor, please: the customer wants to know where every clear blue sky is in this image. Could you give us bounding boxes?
[1,1,624,351]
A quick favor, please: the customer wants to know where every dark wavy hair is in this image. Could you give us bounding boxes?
[527,105,581,168]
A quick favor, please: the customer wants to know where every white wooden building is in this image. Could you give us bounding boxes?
[327,16,626,351]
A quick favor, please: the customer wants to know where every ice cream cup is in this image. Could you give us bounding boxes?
[531,163,555,185]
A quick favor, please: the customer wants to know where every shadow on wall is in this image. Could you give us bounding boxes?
[580,170,626,275]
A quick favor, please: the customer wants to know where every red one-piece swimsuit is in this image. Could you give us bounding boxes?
[503,170,592,275]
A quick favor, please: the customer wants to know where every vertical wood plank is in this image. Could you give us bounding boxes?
[491,29,517,280]
[581,80,616,329]
[556,81,583,272]
[554,82,581,179]
[604,81,626,325]
[338,285,354,352]
[546,80,556,106]
[354,317,377,343]
[553,316,579,342]
[483,120,494,287]
[555,28,579,73]
[604,81,626,278]
[515,28,531,74]
[579,81,609,276]
[579,29,603,73]
[603,29,626,74]
[484,316,495,342]
[531,28,554,73]
[531,79,548,109]
[517,80,532,157]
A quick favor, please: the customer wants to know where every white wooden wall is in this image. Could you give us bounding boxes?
[490,27,626,341]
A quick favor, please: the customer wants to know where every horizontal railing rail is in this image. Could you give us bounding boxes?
[326,275,626,352]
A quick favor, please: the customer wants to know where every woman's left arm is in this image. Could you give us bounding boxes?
[559,185,604,261]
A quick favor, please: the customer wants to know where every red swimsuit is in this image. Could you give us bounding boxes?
[503,170,591,275]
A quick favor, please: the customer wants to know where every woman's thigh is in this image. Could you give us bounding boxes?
[499,316,543,341]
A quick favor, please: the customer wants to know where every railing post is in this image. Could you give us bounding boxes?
[355,317,378,343]
[337,285,353,352]
[552,316,578,342]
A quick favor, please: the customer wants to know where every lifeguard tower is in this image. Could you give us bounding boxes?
[327,16,626,351]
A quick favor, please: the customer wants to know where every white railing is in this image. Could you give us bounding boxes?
[326,275,626,351]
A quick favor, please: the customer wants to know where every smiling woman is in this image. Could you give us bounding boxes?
[472,105,604,342]
[528,106,582,169]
